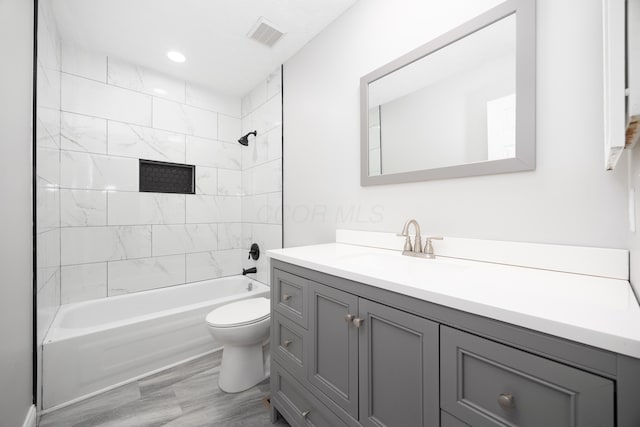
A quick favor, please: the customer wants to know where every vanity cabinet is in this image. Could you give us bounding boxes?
[270,260,634,427]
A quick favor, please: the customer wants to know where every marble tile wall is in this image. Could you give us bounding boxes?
[36,0,62,408]
[54,43,246,303]
[241,67,283,285]
[36,0,61,348]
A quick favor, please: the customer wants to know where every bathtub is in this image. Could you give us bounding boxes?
[42,275,269,410]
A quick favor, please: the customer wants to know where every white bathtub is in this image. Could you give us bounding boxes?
[42,276,269,410]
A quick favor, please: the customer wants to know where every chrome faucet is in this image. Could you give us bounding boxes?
[399,219,443,259]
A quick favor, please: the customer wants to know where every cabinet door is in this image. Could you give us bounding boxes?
[358,299,439,427]
[306,280,359,418]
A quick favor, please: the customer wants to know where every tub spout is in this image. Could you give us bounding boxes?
[242,267,257,275]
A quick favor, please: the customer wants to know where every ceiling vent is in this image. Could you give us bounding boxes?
[247,17,284,47]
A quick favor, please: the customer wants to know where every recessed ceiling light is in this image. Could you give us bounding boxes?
[167,51,186,63]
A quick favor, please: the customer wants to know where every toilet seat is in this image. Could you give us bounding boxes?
[206,297,270,328]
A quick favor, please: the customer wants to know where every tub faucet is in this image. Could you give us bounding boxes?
[242,267,257,275]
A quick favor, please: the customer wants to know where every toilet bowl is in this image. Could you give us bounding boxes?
[206,297,271,393]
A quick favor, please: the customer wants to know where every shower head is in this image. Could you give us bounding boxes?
[238,130,257,146]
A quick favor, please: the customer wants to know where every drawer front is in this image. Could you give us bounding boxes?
[271,360,348,427]
[273,312,305,378]
[441,326,614,427]
[273,269,308,328]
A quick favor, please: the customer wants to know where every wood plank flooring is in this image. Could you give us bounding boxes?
[39,351,289,427]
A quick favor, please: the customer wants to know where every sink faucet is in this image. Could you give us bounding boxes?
[400,219,423,253]
[399,219,443,259]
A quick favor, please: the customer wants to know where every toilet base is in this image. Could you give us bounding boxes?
[218,343,267,393]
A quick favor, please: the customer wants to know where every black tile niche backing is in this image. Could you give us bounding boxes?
[139,159,195,194]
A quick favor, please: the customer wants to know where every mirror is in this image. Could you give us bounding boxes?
[361,0,535,185]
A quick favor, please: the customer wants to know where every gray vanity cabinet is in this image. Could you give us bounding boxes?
[357,298,439,427]
[306,281,359,418]
[270,260,632,427]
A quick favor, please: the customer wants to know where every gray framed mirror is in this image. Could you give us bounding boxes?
[360,0,535,186]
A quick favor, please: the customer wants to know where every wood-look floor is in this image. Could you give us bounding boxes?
[39,351,289,427]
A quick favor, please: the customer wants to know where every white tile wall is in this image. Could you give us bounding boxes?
[36,0,62,356]
[61,44,106,82]
[108,255,186,295]
[37,60,61,110]
[107,192,185,225]
[186,249,242,283]
[218,169,242,196]
[60,150,138,191]
[61,226,151,265]
[108,121,185,163]
[37,107,61,149]
[186,136,241,170]
[60,112,107,154]
[218,114,242,144]
[61,189,107,227]
[218,223,243,250]
[107,57,186,103]
[61,263,107,304]
[152,98,217,139]
[152,224,218,256]
[195,166,218,195]
[45,45,273,304]
[61,73,152,126]
[186,84,241,117]
[240,66,283,285]
[37,187,60,232]
[186,195,241,223]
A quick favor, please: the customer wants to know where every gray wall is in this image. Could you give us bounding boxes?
[282,0,629,250]
[0,0,35,425]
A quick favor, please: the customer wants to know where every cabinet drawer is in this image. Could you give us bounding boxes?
[441,326,614,427]
[273,312,306,378]
[273,269,308,328]
[272,360,348,427]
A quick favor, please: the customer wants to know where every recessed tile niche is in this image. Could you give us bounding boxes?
[139,159,195,194]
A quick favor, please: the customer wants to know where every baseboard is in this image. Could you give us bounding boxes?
[22,404,36,427]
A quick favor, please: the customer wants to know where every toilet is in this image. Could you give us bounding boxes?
[206,297,271,393]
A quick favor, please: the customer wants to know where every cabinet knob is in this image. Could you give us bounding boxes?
[282,293,292,302]
[283,340,292,348]
[301,410,311,418]
[345,314,355,323]
[353,318,364,328]
[497,393,515,409]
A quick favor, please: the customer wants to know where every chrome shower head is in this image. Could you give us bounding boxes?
[238,130,257,146]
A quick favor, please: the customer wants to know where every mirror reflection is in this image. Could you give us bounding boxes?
[368,14,516,176]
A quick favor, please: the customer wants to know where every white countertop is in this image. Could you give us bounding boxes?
[268,243,640,359]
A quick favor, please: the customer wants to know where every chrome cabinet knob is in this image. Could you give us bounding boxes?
[497,393,515,409]
[283,340,292,348]
[353,318,364,328]
[301,410,311,418]
[282,293,292,302]
[345,314,355,323]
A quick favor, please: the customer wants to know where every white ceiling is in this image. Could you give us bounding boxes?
[50,0,358,97]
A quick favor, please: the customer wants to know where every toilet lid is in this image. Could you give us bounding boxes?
[206,297,270,328]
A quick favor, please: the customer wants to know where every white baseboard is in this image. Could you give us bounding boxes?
[22,404,36,427]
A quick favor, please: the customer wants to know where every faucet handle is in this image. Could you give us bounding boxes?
[396,232,413,251]
[423,236,443,258]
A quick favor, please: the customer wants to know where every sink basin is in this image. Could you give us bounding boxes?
[333,251,471,277]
